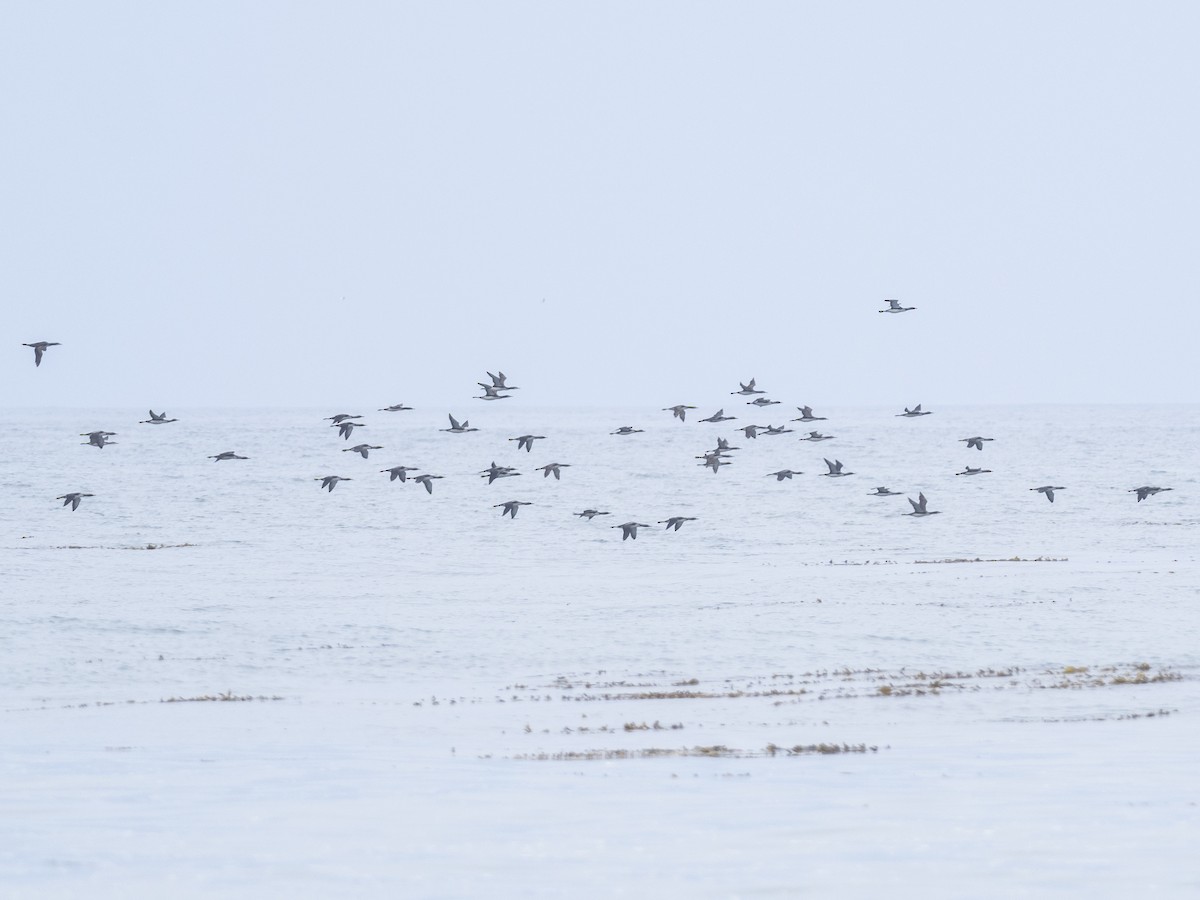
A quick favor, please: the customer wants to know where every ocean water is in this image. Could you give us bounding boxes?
[1,405,1198,898]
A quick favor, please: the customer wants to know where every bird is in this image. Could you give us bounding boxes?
[343,444,383,459]
[659,516,696,531]
[897,405,932,417]
[731,379,764,395]
[495,500,532,519]
[741,424,764,440]
[23,341,61,366]
[441,414,478,434]
[792,406,827,422]
[715,437,740,453]
[316,475,351,492]
[335,421,364,439]
[80,431,117,448]
[697,452,731,473]
[800,431,834,442]
[956,467,992,476]
[821,458,853,477]
[663,405,697,421]
[381,465,419,482]
[56,492,93,511]
[536,463,569,480]
[612,522,651,540]
[762,425,793,436]
[767,470,802,481]
[476,383,511,401]
[611,426,644,435]
[325,413,362,424]
[1031,486,1065,503]
[905,493,940,516]
[139,410,177,425]
[509,434,546,452]
[747,397,779,407]
[879,299,916,314]
[208,451,248,461]
[379,403,413,412]
[575,509,611,520]
[1130,486,1172,502]
[960,437,994,451]
[486,371,519,391]
[699,409,735,423]
[480,462,520,484]
[413,474,443,494]
[869,487,902,496]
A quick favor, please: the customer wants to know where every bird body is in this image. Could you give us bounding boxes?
[612,522,650,540]
[413,474,443,494]
[382,465,419,482]
[442,414,478,434]
[57,492,93,511]
[659,516,696,531]
[961,436,994,451]
[495,500,532,518]
[1031,486,1065,503]
[23,341,61,366]
[821,458,853,477]
[905,493,940,516]
[663,405,696,421]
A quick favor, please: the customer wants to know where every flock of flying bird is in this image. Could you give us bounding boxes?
[23,303,1177,537]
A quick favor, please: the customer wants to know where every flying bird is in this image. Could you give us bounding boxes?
[441,414,478,434]
[659,516,697,531]
[316,475,352,492]
[476,383,511,401]
[905,493,940,516]
[495,500,532,519]
[536,463,569,480]
[663,405,697,421]
[56,492,93,511]
[731,379,764,395]
[611,426,644,435]
[800,431,834,442]
[480,462,520,484]
[1031,486,1065,503]
[379,404,413,412]
[747,397,779,407]
[897,404,932,418]
[486,371,519,390]
[325,414,362,424]
[792,406,827,422]
[413,474,443,494]
[767,469,803,481]
[381,465,419,482]
[80,431,117,448]
[612,522,651,540]
[821,458,853,477]
[879,299,916,314]
[960,437,994,451]
[343,444,383,459]
[208,451,248,461]
[956,467,992,476]
[23,341,61,366]
[1130,486,1172,502]
[698,409,735,423]
[869,487,902,496]
[575,509,610,520]
[140,410,177,425]
[509,434,546,452]
[335,421,365,439]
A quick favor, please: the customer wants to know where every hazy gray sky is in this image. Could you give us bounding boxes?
[4,2,1198,408]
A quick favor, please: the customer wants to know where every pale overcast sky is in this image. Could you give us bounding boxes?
[3,2,1198,408]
